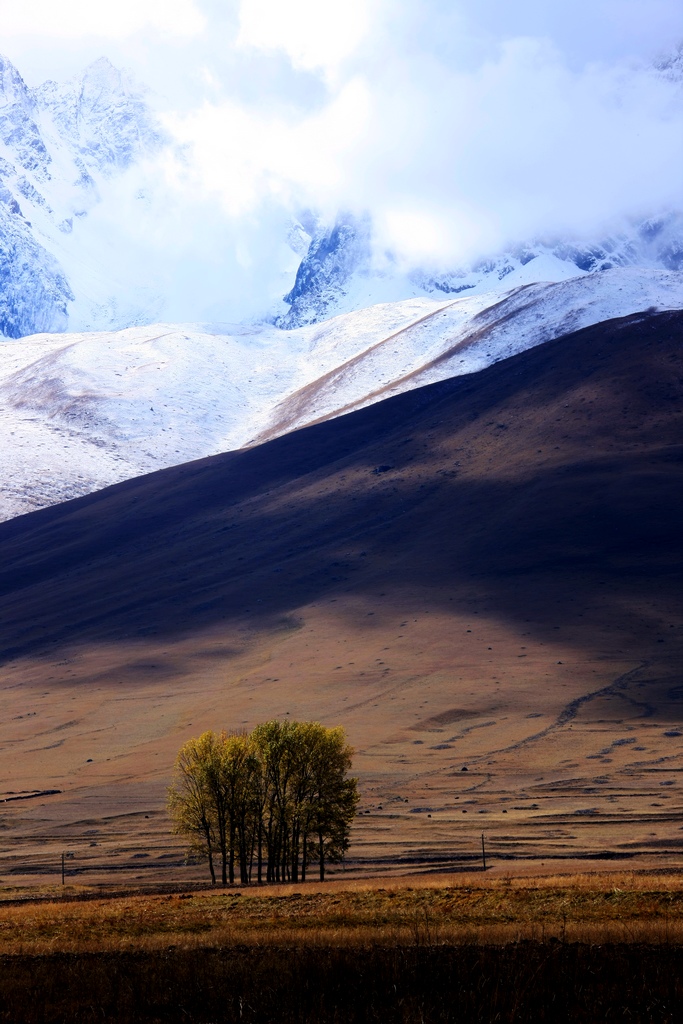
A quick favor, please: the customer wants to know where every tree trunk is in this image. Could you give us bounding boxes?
[217,812,228,887]
[319,831,325,882]
[202,817,216,886]
[278,819,286,882]
[239,829,249,885]
[265,815,274,882]
[246,821,255,884]
[228,822,236,884]
[257,821,263,884]
[291,824,300,883]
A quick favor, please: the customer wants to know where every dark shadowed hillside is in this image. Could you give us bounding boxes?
[0,309,680,659]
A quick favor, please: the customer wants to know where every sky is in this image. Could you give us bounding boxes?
[1,0,682,318]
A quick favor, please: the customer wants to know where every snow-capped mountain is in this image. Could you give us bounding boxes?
[1,266,680,521]
[0,54,161,338]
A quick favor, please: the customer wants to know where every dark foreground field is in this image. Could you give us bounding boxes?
[2,878,683,1021]
[2,943,682,1023]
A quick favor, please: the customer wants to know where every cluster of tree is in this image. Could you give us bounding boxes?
[168,720,358,886]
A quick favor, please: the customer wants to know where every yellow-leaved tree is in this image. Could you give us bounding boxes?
[168,721,358,885]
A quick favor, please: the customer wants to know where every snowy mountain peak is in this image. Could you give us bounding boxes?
[0,53,33,108]
[35,57,162,176]
[0,53,50,181]
[277,213,372,328]
[654,42,683,83]
[77,55,128,93]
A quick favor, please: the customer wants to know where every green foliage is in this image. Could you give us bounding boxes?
[168,721,358,885]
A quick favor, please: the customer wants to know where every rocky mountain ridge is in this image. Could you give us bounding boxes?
[274,210,683,329]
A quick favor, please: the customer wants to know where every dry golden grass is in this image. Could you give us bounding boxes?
[3,873,683,954]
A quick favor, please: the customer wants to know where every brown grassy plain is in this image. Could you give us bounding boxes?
[3,873,683,954]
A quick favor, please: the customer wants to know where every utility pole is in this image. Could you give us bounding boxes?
[61,851,65,885]
[481,832,487,872]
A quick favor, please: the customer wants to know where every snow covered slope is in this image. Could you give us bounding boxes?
[1,267,681,521]
[259,267,683,440]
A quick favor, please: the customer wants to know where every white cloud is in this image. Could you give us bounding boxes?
[165,76,372,217]
[2,0,683,321]
[0,0,206,39]
[165,32,683,266]
[236,0,374,79]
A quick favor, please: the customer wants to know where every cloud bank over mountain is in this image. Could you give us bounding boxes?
[169,33,683,268]
[0,1,682,327]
